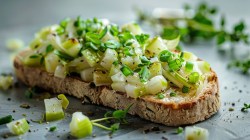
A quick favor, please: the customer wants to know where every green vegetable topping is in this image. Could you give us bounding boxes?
[156,93,165,99]
[0,115,12,125]
[170,92,177,97]
[176,127,183,134]
[49,126,57,132]
[139,66,150,82]
[241,103,250,112]
[185,61,194,72]
[121,65,134,76]
[182,86,189,93]
[135,33,150,45]
[159,50,172,62]
[23,16,212,97]
[46,44,54,54]
[188,72,200,84]
[7,118,30,135]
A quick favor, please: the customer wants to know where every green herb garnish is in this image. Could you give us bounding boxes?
[135,33,150,45]
[170,92,176,97]
[46,44,54,54]
[188,72,200,84]
[241,103,250,112]
[182,86,189,93]
[49,126,57,132]
[156,93,165,99]
[121,65,134,76]
[176,127,183,134]
[139,66,150,82]
[0,115,12,125]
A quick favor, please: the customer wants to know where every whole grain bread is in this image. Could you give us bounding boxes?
[13,52,220,126]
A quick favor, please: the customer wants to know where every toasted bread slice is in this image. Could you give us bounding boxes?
[13,51,220,126]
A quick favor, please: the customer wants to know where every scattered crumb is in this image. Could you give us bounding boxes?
[20,103,30,109]
[229,108,234,111]
[162,136,168,140]
[143,126,160,134]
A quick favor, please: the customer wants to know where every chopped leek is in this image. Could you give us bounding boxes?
[23,17,213,97]
[69,112,93,138]
[45,52,60,73]
[44,98,65,121]
[125,84,145,98]
[121,23,143,35]
[146,75,168,95]
[149,62,162,78]
[62,38,82,57]
[81,49,99,67]
[145,36,166,57]
[93,71,112,86]
[182,51,198,61]
[6,118,30,135]
[111,82,126,92]
[185,126,209,140]
[197,61,211,74]
[0,75,14,90]
[23,53,43,66]
[54,65,67,79]
[58,94,69,109]
[80,68,95,82]
[100,48,118,70]
[6,39,24,51]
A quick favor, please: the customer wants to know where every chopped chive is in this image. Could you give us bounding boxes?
[54,50,74,61]
[0,115,12,125]
[77,29,83,36]
[170,92,176,97]
[121,65,133,76]
[185,61,194,72]
[60,18,70,28]
[56,26,64,35]
[112,60,119,66]
[49,126,57,132]
[139,66,150,82]
[156,93,165,99]
[99,26,108,39]
[46,44,54,54]
[159,50,172,62]
[135,33,150,45]
[182,86,189,93]
[110,24,119,36]
[168,59,182,71]
[188,72,200,84]
[29,54,39,59]
[140,56,151,65]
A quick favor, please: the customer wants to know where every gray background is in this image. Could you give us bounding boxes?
[0,0,250,140]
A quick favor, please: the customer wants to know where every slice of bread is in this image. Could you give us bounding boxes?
[13,51,220,126]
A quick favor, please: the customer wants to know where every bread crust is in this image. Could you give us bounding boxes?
[13,54,220,126]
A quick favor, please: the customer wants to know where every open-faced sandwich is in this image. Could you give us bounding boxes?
[13,17,220,126]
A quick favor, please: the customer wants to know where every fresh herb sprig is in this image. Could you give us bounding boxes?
[91,104,133,133]
[135,2,250,74]
[241,103,250,112]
